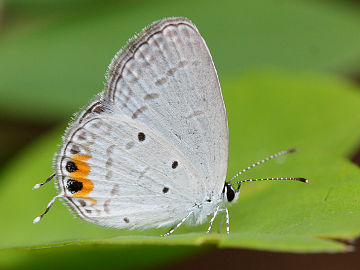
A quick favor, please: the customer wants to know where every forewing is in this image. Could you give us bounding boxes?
[105,17,228,195]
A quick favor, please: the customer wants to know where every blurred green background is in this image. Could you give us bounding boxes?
[1,0,360,269]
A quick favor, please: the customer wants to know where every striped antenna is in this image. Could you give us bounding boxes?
[231,177,309,186]
[33,193,64,224]
[32,173,56,190]
[228,149,297,183]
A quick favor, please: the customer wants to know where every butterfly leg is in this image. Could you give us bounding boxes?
[221,208,230,234]
[161,210,194,237]
[208,207,229,234]
[206,205,220,233]
[217,208,230,234]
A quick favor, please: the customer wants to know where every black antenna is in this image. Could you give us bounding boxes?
[231,177,309,186]
[228,149,297,183]
[33,173,56,190]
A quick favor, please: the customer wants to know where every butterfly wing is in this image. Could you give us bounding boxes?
[105,17,228,195]
[57,110,205,228]
[55,17,228,229]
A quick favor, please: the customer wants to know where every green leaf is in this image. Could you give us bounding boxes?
[2,0,360,120]
[1,70,360,269]
[224,69,360,158]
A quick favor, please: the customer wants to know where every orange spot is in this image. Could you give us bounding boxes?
[70,154,97,204]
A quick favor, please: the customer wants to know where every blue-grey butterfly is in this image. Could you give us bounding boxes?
[33,17,308,236]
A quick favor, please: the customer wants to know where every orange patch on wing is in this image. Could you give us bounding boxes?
[70,154,97,204]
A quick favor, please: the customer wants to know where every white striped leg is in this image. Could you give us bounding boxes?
[207,207,230,234]
[221,208,230,234]
[206,205,220,233]
[216,208,230,234]
[161,210,194,237]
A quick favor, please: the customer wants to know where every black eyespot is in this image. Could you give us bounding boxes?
[66,179,83,194]
[65,161,78,173]
[172,161,178,169]
[138,132,145,141]
[162,187,169,193]
[206,199,212,202]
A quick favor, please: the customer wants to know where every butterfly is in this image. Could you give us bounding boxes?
[33,17,308,236]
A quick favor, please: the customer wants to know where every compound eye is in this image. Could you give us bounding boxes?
[224,183,235,202]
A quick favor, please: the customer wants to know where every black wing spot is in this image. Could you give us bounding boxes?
[172,161,178,169]
[65,161,78,173]
[138,132,146,141]
[162,187,169,193]
[124,217,130,223]
[66,179,83,194]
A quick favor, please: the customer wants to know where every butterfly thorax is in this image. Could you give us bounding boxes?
[190,196,223,225]
[190,181,239,225]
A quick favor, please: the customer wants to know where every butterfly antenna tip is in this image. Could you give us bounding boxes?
[33,216,41,224]
[299,177,309,183]
[32,173,56,190]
